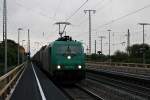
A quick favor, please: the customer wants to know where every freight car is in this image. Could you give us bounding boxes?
[32,36,85,83]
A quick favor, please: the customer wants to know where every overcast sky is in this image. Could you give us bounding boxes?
[0,0,150,55]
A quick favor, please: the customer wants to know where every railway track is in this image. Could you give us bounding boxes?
[58,84,104,100]
[86,70,150,100]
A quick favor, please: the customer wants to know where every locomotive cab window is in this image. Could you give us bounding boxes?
[56,45,82,55]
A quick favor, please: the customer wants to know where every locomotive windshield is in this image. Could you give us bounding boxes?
[56,45,82,55]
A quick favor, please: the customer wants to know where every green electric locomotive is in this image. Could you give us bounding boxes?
[35,36,85,83]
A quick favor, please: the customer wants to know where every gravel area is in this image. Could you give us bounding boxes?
[79,79,144,100]
[61,86,97,100]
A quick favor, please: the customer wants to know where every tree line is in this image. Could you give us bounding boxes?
[0,39,26,75]
[87,44,150,64]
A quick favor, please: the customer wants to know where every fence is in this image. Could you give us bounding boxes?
[0,63,26,99]
[86,61,150,68]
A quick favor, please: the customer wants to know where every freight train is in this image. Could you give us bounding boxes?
[32,36,85,83]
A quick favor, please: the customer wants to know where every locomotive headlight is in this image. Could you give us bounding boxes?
[78,65,82,69]
[67,55,71,59]
[57,65,61,69]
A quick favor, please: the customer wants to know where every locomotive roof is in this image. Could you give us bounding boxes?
[38,37,82,52]
[44,36,82,48]
[56,36,72,41]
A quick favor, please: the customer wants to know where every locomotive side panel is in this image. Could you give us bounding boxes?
[32,36,86,83]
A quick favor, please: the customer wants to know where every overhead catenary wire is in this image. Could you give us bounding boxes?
[15,1,53,20]
[95,0,112,12]
[60,0,89,36]
[94,3,150,31]
[69,0,112,40]
[73,0,111,27]
[49,0,63,35]
[51,0,64,24]
[65,0,88,21]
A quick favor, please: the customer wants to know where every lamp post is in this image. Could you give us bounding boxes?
[138,23,150,64]
[22,40,25,63]
[18,28,23,65]
[3,0,7,73]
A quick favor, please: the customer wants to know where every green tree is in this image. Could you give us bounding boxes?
[111,50,128,62]
[127,44,150,63]
[0,39,26,75]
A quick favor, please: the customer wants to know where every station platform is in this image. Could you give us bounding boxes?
[10,62,68,100]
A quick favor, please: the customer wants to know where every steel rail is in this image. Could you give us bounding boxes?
[86,69,150,81]
[59,84,104,100]
[84,78,144,100]
[75,84,104,100]
[87,72,150,99]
